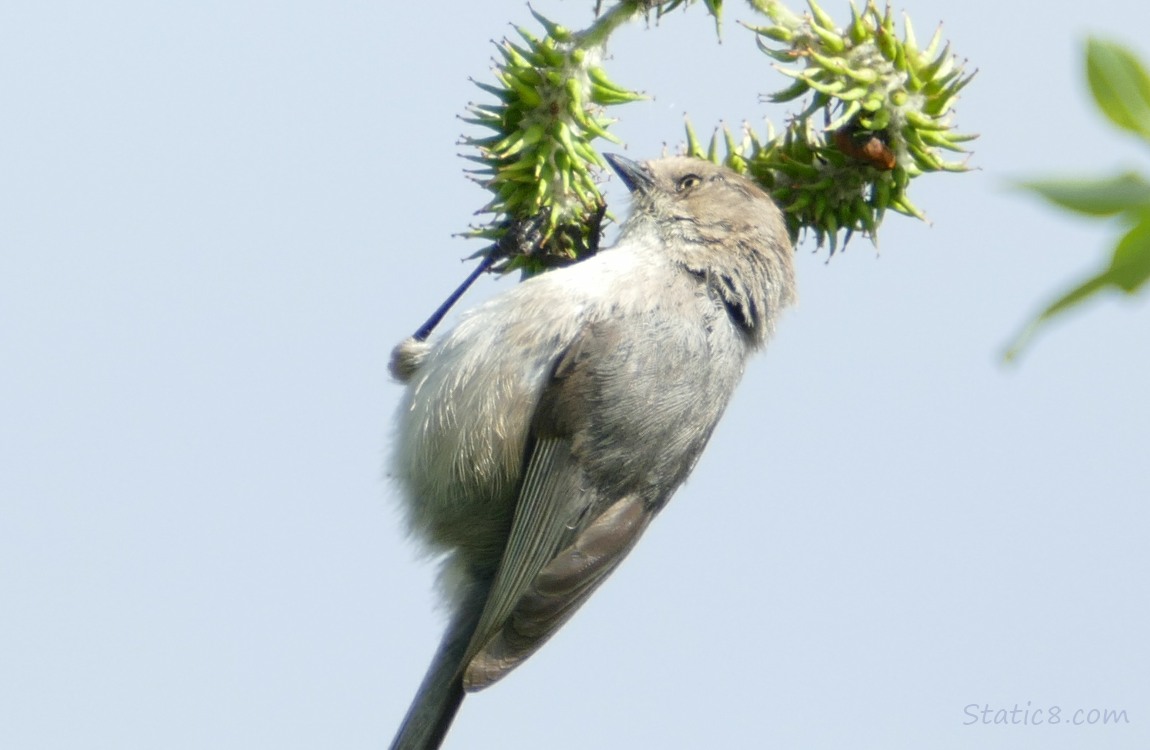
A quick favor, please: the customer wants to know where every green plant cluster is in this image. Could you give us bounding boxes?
[462,5,660,275]
[740,0,975,250]
[460,0,973,270]
[1006,38,1150,359]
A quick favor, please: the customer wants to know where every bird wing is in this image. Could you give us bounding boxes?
[462,487,651,691]
[459,321,658,691]
[460,294,738,691]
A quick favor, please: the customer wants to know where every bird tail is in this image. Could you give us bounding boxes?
[389,583,486,750]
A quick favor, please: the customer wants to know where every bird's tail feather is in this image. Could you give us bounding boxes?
[389,583,486,750]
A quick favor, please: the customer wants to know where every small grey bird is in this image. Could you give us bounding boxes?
[387,155,796,749]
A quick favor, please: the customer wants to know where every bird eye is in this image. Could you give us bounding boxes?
[676,174,701,192]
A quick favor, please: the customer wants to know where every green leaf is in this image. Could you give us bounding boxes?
[1106,209,1150,290]
[1016,172,1150,217]
[1086,37,1150,142]
[1003,210,1150,361]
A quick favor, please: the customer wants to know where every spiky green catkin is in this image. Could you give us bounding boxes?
[461,7,653,275]
[736,0,975,253]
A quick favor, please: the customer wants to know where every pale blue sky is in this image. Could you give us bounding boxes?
[2,1,1147,748]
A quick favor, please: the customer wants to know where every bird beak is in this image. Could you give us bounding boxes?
[604,153,655,194]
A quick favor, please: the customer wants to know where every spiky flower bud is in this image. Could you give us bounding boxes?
[461,6,652,275]
[742,0,976,251]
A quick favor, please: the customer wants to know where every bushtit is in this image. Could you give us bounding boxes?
[388,155,796,749]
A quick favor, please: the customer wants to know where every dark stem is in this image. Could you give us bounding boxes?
[412,251,496,341]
